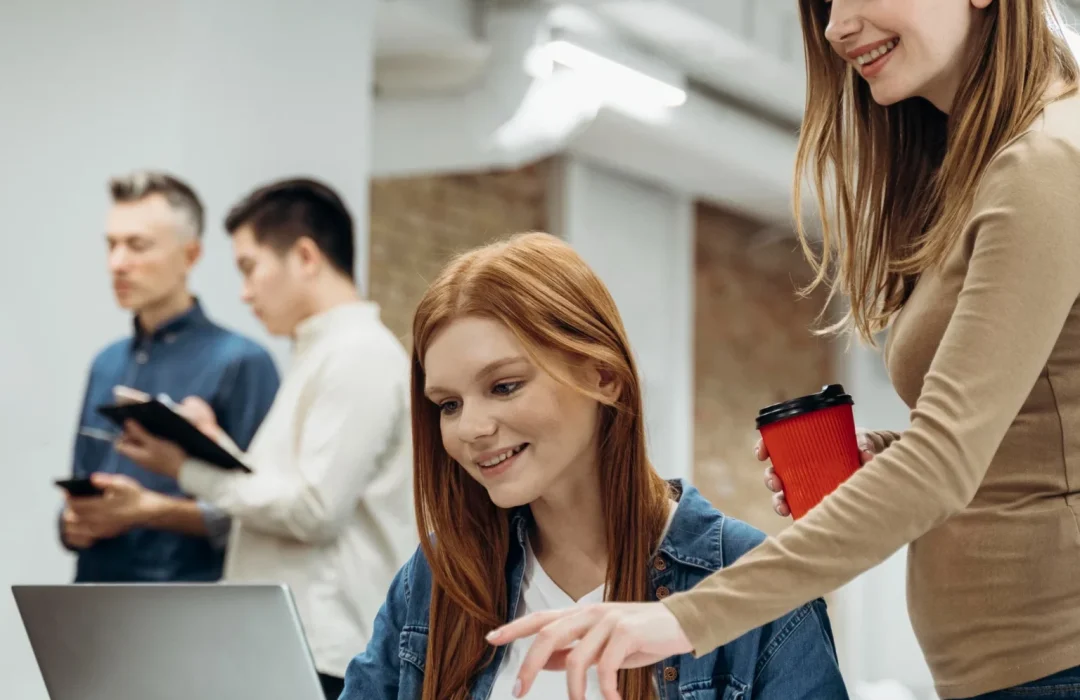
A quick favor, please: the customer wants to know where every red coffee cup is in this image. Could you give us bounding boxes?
[756,384,861,520]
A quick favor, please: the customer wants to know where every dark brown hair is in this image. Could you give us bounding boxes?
[225,177,355,280]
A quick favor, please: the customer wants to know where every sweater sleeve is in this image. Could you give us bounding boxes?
[179,342,407,546]
[664,130,1080,655]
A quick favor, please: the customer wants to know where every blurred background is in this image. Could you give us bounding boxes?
[3,1,1079,699]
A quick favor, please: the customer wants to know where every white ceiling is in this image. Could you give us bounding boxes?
[373,0,807,122]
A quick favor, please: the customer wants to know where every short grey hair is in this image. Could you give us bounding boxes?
[109,170,205,239]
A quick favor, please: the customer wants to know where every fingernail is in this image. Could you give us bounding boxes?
[513,679,523,697]
[485,630,499,643]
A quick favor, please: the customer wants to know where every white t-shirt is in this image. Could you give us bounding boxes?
[489,503,679,699]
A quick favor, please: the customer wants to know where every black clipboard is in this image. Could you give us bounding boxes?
[96,400,251,472]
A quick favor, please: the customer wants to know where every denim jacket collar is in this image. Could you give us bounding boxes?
[654,480,726,573]
[505,479,722,567]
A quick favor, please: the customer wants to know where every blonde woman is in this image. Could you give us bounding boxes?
[491,2,1080,699]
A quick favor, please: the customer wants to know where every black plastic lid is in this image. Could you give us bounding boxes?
[755,384,853,429]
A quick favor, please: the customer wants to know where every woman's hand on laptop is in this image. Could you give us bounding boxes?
[757,428,882,517]
[487,601,692,700]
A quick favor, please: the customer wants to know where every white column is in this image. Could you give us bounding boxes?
[550,157,696,482]
[833,341,937,698]
[0,3,376,698]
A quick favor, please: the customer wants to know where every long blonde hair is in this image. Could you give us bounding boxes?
[410,232,671,700]
[794,0,1079,342]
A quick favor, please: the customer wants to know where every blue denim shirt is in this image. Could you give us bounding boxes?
[65,300,280,582]
[342,480,849,699]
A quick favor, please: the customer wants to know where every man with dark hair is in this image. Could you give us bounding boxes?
[117,177,416,699]
[224,178,355,281]
[60,170,280,583]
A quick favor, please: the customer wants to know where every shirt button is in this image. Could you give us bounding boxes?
[663,666,678,682]
[135,351,149,364]
[656,586,670,599]
[653,556,667,571]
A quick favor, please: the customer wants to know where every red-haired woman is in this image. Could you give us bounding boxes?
[340,233,847,699]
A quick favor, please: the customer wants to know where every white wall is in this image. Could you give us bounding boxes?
[549,157,696,482]
[0,1,376,697]
[834,341,937,700]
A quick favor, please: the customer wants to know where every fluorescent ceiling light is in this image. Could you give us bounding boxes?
[527,39,687,109]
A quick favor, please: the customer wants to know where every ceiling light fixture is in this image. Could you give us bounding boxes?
[526,37,687,109]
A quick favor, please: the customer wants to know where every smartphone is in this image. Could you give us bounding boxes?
[55,478,105,497]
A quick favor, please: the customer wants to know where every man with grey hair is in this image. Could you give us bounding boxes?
[58,170,280,583]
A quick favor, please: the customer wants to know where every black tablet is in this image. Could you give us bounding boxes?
[97,400,250,472]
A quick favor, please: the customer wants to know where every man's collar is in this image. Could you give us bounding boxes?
[132,297,209,342]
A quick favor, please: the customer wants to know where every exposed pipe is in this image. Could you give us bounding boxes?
[372,5,599,178]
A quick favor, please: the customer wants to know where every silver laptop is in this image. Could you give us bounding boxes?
[12,583,326,700]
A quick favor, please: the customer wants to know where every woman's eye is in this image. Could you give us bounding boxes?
[438,400,461,415]
[493,381,523,396]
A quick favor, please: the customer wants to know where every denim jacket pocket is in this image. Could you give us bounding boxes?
[398,626,429,674]
[679,673,750,700]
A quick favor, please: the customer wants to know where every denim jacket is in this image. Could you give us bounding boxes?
[342,480,849,699]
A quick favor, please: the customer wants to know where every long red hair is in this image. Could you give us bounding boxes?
[411,232,672,699]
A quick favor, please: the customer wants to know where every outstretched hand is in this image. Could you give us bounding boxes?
[485,601,692,700]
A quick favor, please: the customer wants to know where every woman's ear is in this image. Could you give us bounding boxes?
[594,365,622,403]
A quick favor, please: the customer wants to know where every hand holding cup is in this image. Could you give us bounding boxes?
[758,430,882,517]
[755,385,870,519]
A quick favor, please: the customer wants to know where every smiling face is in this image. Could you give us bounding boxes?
[422,315,611,510]
[822,0,992,111]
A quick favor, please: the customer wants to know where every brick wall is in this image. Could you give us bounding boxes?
[368,159,553,345]
[693,204,835,536]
